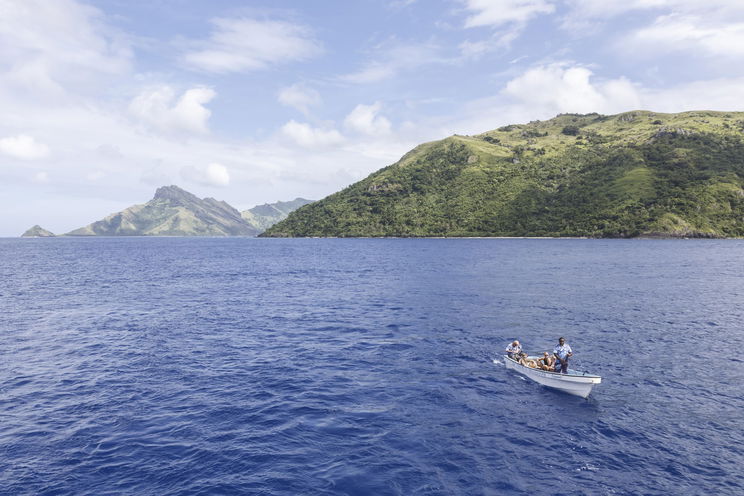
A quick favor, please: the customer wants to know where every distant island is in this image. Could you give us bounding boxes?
[263,110,744,238]
[21,225,55,237]
[22,186,312,237]
[241,198,316,232]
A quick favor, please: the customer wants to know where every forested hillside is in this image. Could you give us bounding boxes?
[263,111,744,238]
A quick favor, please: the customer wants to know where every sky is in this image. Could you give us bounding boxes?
[3,0,744,236]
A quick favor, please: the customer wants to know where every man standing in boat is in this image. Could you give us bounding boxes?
[553,337,573,373]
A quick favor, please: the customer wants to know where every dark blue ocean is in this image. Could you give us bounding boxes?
[2,238,743,495]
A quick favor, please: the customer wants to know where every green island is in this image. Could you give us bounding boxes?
[262,110,744,238]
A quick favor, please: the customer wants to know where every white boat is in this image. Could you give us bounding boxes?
[503,355,601,398]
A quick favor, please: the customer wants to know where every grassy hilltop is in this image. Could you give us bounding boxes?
[263,110,744,238]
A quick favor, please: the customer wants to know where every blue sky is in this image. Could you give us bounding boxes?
[3,0,744,235]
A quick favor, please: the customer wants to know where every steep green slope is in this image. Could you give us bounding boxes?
[263,111,744,238]
[67,185,259,236]
[241,198,314,231]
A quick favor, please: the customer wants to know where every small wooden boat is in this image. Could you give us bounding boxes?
[503,355,601,398]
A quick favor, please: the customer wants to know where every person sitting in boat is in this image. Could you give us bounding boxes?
[505,340,522,359]
[553,337,573,374]
[518,355,539,368]
[537,352,555,371]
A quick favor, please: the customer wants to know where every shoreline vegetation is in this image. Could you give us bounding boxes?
[256,234,738,239]
[15,234,743,240]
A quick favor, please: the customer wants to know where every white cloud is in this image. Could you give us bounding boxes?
[344,103,392,135]
[278,84,321,114]
[456,1,554,59]
[204,162,230,186]
[628,15,744,57]
[502,64,641,115]
[340,40,449,84]
[0,0,131,98]
[281,120,344,147]
[565,0,744,19]
[341,64,397,85]
[182,18,321,74]
[462,0,555,28]
[562,0,744,46]
[129,86,216,135]
[459,26,522,58]
[0,134,50,160]
[181,162,231,187]
[458,40,491,58]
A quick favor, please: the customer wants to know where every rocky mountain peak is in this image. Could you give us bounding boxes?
[153,185,199,203]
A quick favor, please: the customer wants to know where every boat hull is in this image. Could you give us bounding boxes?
[503,356,601,398]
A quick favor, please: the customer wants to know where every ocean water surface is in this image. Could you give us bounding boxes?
[1,238,743,495]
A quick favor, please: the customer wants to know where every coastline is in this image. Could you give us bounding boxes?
[10,234,744,240]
